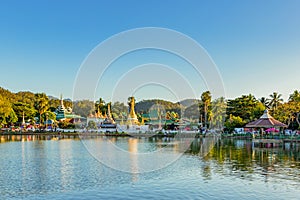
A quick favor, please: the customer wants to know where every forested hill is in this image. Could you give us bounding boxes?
[135,99,199,114]
[136,99,180,113]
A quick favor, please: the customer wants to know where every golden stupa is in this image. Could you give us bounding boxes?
[127,97,139,125]
[106,102,115,123]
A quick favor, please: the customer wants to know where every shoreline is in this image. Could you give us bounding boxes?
[1,131,300,140]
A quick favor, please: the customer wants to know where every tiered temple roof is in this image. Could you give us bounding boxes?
[55,95,80,121]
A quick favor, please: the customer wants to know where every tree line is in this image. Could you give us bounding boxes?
[0,86,299,131]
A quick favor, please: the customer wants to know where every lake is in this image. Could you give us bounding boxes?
[0,135,299,199]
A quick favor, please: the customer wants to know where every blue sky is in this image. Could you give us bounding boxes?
[0,0,299,102]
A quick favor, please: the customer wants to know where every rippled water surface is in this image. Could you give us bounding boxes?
[0,135,299,199]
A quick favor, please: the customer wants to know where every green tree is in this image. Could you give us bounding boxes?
[268,92,283,113]
[73,100,94,117]
[58,120,69,129]
[201,91,212,128]
[15,91,36,107]
[0,94,17,125]
[34,93,49,125]
[259,97,270,109]
[48,99,60,112]
[12,102,36,123]
[95,98,106,116]
[289,90,300,102]
[287,90,300,129]
[227,94,263,123]
[224,114,246,133]
[41,111,56,121]
[88,120,97,129]
[7,109,18,125]
[112,101,128,119]
[274,101,300,130]
[210,97,227,130]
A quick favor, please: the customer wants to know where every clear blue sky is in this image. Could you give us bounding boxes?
[1,0,299,102]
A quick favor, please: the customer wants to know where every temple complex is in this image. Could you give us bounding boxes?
[100,102,116,129]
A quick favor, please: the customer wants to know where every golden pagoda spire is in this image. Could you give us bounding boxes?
[129,97,137,119]
[107,102,113,120]
[127,96,138,125]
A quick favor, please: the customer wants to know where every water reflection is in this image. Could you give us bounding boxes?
[0,134,80,143]
[188,138,300,183]
[1,135,300,199]
[128,138,139,181]
[58,140,74,190]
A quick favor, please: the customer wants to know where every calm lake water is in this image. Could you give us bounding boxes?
[0,135,299,199]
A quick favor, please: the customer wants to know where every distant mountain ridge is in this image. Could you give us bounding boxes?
[0,86,198,107]
[177,99,200,107]
[135,98,199,114]
[48,95,72,102]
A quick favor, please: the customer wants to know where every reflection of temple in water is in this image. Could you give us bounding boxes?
[128,138,139,182]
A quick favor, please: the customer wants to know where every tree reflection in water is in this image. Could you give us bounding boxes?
[187,138,300,183]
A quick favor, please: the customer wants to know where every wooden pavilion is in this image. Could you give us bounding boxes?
[245,109,287,129]
[245,110,287,147]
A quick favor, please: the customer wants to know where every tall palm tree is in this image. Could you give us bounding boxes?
[34,93,49,126]
[268,92,283,112]
[201,91,211,128]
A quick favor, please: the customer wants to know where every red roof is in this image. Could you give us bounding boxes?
[245,110,287,128]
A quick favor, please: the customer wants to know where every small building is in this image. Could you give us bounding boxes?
[245,109,287,130]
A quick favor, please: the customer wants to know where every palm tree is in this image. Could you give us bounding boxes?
[259,97,270,109]
[210,97,227,129]
[268,92,283,113]
[201,91,211,128]
[34,93,49,126]
[289,90,300,102]
[95,98,105,116]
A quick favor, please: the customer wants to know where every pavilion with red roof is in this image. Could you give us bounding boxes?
[245,109,287,128]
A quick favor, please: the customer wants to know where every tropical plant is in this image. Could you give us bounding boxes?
[41,111,56,122]
[95,98,106,116]
[259,97,270,109]
[224,114,246,133]
[73,100,94,117]
[268,92,283,113]
[0,94,17,125]
[226,94,263,123]
[289,90,300,102]
[88,120,97,129]
[34,93,49,125]
[201,91,212,128]
[210,97,227,129]
[12,102,36,123]
[111,101,128,119]
[274,101,300,129]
